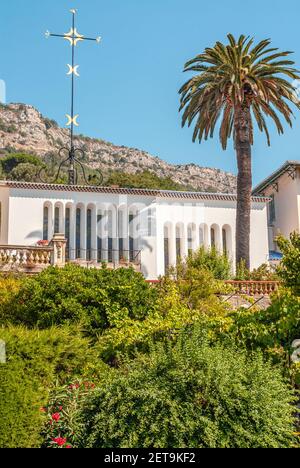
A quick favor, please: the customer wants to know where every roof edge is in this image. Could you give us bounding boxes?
[253,161,300,195]
[0,180,270,203]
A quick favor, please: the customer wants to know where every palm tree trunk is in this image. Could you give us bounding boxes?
[234,105,252,270]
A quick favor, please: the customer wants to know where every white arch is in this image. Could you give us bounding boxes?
[222,224,233,258]
[163,222,176,273]
[210,224,222,251]
[54,201,64,235]
[43,201,53,241]
[175,222,185,262]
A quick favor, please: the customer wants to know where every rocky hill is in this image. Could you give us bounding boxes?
[0,103,237,193]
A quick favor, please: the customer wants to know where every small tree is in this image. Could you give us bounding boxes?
[277,232,300,295]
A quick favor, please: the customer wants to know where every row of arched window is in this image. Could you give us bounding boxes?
[43,204,144,262]
[164,223,233,272]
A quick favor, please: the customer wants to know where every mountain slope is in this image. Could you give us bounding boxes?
[0,103,237,193]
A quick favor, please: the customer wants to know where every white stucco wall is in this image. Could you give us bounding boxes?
[264,171,300,250]
[0,186,9,244]
[0,184,269,279]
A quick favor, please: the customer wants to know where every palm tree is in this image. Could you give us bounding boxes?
[179,35,300,269]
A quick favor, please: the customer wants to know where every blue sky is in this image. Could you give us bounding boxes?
[0,0,299,185]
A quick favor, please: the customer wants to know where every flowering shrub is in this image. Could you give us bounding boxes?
[0,326,105,448]
[41,381,96,449]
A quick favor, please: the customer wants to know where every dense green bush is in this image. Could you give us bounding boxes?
[78,328,296,448]
[183,246,232,280]
[106,170,192,191]
[277,232,300,295]
[1,265,158,336]
[0,153,43,174]
[225,289,300,382]
[0,325,107,448]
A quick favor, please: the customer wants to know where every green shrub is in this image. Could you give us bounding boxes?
[0,325,107,448]
[41,380,98,449]
[1,265,158,336]
[277,232,300,295]
[78,328,296,448]
[235,259,250,280]
[0,153,42,175]
[184,246,232,280]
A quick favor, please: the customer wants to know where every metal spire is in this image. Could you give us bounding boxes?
[40,9,103,186]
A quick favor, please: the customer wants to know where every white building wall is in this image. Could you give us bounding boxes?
[264,172,300,251]
[0,187,9,244]
[249,203,269,269]
[0,185,269,279]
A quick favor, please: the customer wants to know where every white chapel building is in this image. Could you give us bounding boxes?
[0,180,270,280]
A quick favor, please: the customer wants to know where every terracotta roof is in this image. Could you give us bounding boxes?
[0,180,270,203]
[253,161,300,195]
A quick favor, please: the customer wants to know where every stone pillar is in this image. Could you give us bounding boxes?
[50,233,67,268]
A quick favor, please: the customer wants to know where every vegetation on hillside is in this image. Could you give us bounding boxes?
[0,152,192,191]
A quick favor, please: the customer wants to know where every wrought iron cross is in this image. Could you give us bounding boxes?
[41,9,103,186]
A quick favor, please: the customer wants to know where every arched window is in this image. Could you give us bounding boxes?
[129,212,135,262]
[176,226,182,260]
[43,206,49,241]
[76,208,81,259]
[222,228,227,256]
[211,227,216,248]
[87,209,92,261]
[199,228,204,246]
[65,207,70,259]
[188,226,193,256]
[164,225,170,274]
[118,210,125,262]
[97,211,104,262]
[54,207,60,234]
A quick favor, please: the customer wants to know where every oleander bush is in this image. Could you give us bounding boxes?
[78,327,297,448]
[0,325,107,448]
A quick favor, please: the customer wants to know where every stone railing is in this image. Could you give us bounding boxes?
[0,245,52,272]
[224,280,280,296]
[0,236,142,274]
[0,234,67,273]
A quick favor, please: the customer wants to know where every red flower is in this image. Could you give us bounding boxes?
[51,413,61,422]
[65,445,72,449]
[69,383,80,390]
[52,437,67,447]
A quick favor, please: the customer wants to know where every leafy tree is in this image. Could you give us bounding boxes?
[106,170,191,191]
[10,162,40,182]
[78,328,297,448]
[97,278,220,362]
[1,153,43,175]
[185,246,232,280]
[179,34,300,268]
[277,232,300,295]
